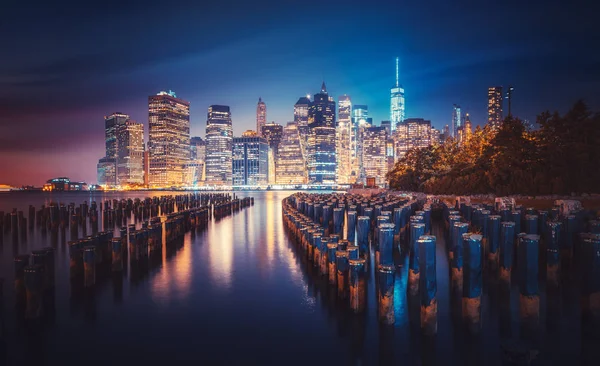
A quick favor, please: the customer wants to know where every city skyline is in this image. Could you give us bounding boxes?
[1,1,598,185]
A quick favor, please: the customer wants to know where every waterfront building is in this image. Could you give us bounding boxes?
[105,112,129,161]
[362,126,388,186]
[488,86,503,129]
[232,136,268,186]
[148,90,190,187]
[44,177,88,191]
[452,104,461,137]
[276,121,307,184]
[261,122,283,157]
[352,105,372,183]
[116,120,144,186]
[205,105,233,186]
[307,82,336,184]
[394,118,432,159]
[256,97,267,136]
[390,57,405,130]
[294,96,310,151]
[97,157,116,187]
[336,95,354,184]
[184,136,206,186]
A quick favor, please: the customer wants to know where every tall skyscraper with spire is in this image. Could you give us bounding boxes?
[390,57,405,130]
[307,82,336,184]
[256,97,266,136]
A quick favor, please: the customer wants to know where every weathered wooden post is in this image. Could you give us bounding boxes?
[419,235,437,336]
[463,234,483,334]
[378,264,395,325]
[451,222,469,297]
[518,234,540,338]
[349,258,366,313]
[486,215,501,272]
[499,222,515,285]
[546,221,562,288]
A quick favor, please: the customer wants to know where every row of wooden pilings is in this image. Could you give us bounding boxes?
[282,193,427,325]
[0,193,238,243]
[8,193,254,321]
[443,198,600,338]
[282,192,600,341]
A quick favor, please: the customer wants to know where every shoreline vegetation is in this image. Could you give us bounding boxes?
[386,101,600,197]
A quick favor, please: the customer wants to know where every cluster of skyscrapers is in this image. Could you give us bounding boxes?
[97,58,510,189]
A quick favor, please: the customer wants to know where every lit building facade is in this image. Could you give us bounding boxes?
[390,57,405,130]
[394,118,432,159]
[256,97,267,136]
[276,121,307,184]
[116,120,144,186]
[105,112,129,161]
[488,86,503,129]
[457,113,472,145]
[336,95,354,184]
[452,104,461,138]
[232,136,268,186]
[205,105,233,186]
[148,91,190,187]
[362,126,388,186]
[97,157,116,187]
[185,136,206,186]
[261,122,283,157]
[352,105,372,183]
[307,82,336,184]
[294,96,310,155]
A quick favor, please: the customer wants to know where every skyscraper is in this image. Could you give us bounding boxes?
[116,120,144,185]
[185,136,206,186]
[452,104,461,138]
[336,95,353,184]
[362,126,388,186]
[205,105,233,186]
[276,121,307,185]
[232,136,268,186]
[294,96,310,153]
[307,82,336,184]
[98,112,129,187]
[256,97,267,136]
[148,90,190,187]
[390,57,405,130]
[488,86,503,129]
[394,118,432,159]
[261,122,283,157]
[352,105,372,183]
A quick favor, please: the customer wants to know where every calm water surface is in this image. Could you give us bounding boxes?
[0,191,596,365]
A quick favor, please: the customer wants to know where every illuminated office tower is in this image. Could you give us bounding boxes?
[205,105,233,186]
[464,113,472,139]
[307,82,336,184]
[431,127,443,145]
[294,96,311,154]
[256,97,267,136]
[276,121,307,184]
[97,157,116,187]
[390,57,405,130]
[116,120,144,185]
[185,136,205,186]
[456,113,473,145]
[352,105,372,183]
[452,104,461,137]
[394,118,431,159]
[386,137,395,174]
[488,86,503,129]
[336,95,353,184]
[381,120,392,135]
[261,122,283,157]
[148,91,190,187]
[232,136,268,186]
[362,126,388,186]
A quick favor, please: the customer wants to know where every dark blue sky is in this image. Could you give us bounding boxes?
[0,0,598,185]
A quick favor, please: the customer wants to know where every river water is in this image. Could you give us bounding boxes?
[0,191,596,365]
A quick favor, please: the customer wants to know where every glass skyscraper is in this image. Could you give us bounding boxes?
[336,95,354,184]
[452,104,461,138]
[390,57,405,130]
[294,96,310,155]
[205,105,233,186]
[98,112,129,187]
[232,136,268,186]
[352,105,372,184]
[362,126,388,186]
[256,97,267,136]
[307,82,336,184]
[148,91,190,187]
[394,118,432,159]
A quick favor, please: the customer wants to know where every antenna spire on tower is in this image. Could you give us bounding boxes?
[395,57,399,88]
